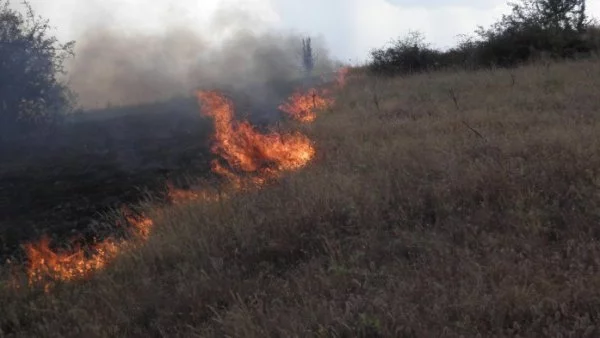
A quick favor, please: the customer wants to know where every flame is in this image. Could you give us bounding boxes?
[24,237,120,290]
[19,89,318,290]
[168,183,201,203]
[167,181,202,203]
[121,206,154,241]
[12,69,348,291]
[278,88,333,123]
[278,67,348,123]
[23,208,153,290]
[197,90,316,183]
[167,181,226,204]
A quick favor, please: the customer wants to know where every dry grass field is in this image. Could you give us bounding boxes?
[2,58,600,337]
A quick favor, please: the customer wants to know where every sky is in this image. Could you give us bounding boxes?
[23,0,600,63]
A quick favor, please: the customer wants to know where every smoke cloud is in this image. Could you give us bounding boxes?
[65,4,340,110]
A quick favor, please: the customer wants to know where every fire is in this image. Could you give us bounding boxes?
[167,181,226,204]
[197,90,316,183]
[168,183,201,203]
[278,89,333,123]
[23,208,153,290]
[11,68,348,291]
[24,237,120,290]
[279,67,348,123]
[121,206,154,241]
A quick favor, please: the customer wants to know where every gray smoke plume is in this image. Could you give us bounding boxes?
[66,5,339,110]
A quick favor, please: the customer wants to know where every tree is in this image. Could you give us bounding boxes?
[366,0,596,75]
[301,37,314,77]
[0,0,75,136]
[506,0,587,32]
[369,31,441,75]
[475,0,590,65]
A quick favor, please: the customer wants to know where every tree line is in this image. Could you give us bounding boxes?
[369,0,599,75]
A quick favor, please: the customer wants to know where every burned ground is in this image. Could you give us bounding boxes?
[0,97,212,258]
[0,78,321,259]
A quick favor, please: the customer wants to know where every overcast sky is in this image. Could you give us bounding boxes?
[23,0,600,64]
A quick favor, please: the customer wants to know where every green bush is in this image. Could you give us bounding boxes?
[369,0,598,74]
[0,0,75,136]
[474,0,591,66]
[369,31,442,76]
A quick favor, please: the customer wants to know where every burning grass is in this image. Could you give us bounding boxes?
[198,90,316,182]
[20,207,153,291]
[9,83,329,292]
[277,67,346,123]
[4,58,600,336]
[278,88,333,123]
[166,181,225,204]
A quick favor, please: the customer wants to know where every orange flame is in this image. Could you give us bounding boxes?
[13,70,348,291]
[197,90,316,183]
[167,181,226,204]
[24,237,120,290]
[278,89,333,123]
[23,208,153,290]
[122,206,154,241]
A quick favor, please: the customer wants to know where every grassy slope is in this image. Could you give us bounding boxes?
[3,58,600,337]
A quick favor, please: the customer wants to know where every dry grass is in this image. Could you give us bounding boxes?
[3,58,600,337]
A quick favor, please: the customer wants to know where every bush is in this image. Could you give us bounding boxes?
[0,0,75,137]
[474,0,592,66]
[369,31,442,76]
[582,22,600,52]
[369,0,598,74]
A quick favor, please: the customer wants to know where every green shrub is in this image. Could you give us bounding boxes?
[369,0,598,74]
[0,1,75,137]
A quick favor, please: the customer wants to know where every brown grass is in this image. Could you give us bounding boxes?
[3,58,600,337]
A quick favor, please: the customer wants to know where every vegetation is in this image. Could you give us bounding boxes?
[370,0,600,75]
[3,56,600,337]
[302,37,315,77]
[0,0,74,137]
[2,0,600,336]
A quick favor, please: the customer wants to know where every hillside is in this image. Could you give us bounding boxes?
[3,58,600,337]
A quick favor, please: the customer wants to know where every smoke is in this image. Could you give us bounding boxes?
[65,5,340,110]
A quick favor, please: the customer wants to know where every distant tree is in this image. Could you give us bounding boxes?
[0,0,75,136]
[475,0,591,65]
[369,31,441,75]
[582,22,600,50]
[367,0,598,75]
[503,0,587,32]
[301,37,314,77]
